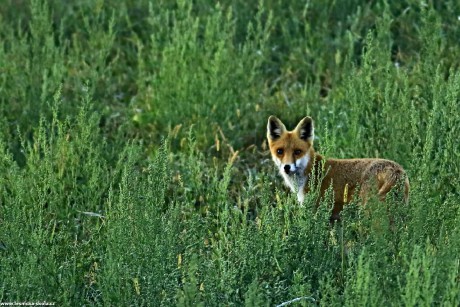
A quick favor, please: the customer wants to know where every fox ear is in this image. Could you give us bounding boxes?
[295,116,314,141]
[267,116,286,140]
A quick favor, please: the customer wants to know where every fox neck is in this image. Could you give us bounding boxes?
[281,149,322,203]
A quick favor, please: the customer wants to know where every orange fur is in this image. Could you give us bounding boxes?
[267,116,409,221]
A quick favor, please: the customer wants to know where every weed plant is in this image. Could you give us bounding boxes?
[0,0,459,305]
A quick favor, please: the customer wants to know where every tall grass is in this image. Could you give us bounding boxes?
[0,0,459,305]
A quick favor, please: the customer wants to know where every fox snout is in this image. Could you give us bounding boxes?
[280,163,299,175]
[282,163,297,175]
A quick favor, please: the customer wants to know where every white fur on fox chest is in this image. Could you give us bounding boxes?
[281,173,306,203]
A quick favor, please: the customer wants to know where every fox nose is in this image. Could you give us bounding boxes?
[284,165,291,174]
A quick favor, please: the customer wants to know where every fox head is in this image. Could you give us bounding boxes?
[267,116,314,177]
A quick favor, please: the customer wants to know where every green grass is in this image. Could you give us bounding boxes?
[1,0,460,305]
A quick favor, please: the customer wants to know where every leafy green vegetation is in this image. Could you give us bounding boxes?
[1,0,459,305]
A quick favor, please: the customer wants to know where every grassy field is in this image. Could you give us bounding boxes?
[1,0,460,305]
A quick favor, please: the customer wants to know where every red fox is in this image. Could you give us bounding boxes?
[267,116,409,221]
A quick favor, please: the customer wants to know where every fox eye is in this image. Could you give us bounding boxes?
[294,149,302,155]
[277,148,284,155]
